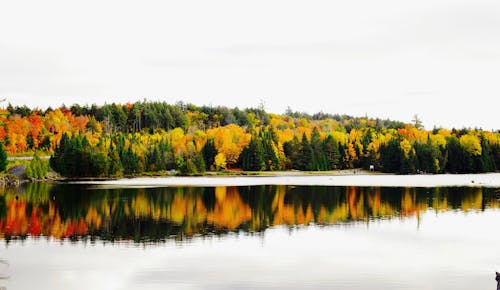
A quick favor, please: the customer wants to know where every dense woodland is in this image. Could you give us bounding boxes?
[0,101,499,177]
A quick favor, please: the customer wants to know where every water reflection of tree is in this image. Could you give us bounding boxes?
[0,183,498,243]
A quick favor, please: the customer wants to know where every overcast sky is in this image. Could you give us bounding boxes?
[1,0,499,130]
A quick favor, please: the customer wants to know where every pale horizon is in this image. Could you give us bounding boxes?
[2,0,500,130]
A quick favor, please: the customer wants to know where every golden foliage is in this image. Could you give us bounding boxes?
[460,134,482,156]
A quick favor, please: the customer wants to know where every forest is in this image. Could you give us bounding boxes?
[0,101,499,177]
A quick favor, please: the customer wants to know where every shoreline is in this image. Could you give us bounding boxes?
[72,172,500,188]
[3,169,500,188]
[3,169,379,186]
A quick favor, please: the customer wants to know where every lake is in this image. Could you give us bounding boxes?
[0,179,499,289]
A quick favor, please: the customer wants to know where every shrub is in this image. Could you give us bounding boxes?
[26,154,50,179]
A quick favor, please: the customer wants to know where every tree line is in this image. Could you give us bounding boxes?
[0,101,498,177]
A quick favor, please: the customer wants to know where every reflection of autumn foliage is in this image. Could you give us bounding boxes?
[2,198,28,237]
[0,185,498,242]
[0,197,88,240]
[271,186,314,225]
[207,187,252,229]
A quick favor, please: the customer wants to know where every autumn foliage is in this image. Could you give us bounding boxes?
[0,102,499,175]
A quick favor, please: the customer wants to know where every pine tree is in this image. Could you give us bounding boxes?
[261,130,278,170]
[298,133,313,170]
[108,143,123,176]
[25,162,33,178]
[323,135,341,170]
[122,145,140,174]
[202,138,217,170]
[445,136,475,173]
[445,136,462,173]
[240,136,264,171]
[0,142,7,172]
[492,144,500,171]
[158,139,175,170]
[27,153,49,179]
[310,127,326,170]
[477,136,495,172]
[399,150,416,174]
[147,145,163,171]
[192,150,206,173]
[50,133,69,175]
[414,140,439,173]
[379,138,402,173]
[283,135,300,169]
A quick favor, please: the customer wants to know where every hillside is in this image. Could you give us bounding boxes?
[1,101,499,177]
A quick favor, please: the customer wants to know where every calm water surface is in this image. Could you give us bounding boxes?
[0,183,499,289]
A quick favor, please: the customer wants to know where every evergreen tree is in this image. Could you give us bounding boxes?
[80,137,92,176]
[492,144,500,170]
[122,145,140,174]
[297,133,313,170]
[240,136,265,171]
[399,150,416,174]
[445,136,473,173]
[192,150,206,173]
[323,135,341,170]
[26,153,50,179]
[0,143,7,172]
[283,135,300,169]
[157,139,175,170]
[261,130,279,170]
[239,146,249,170]
[360,130,373,162]
[414,141,439,173]
[379,138,402,173]
[50,133,69,176]
[185,158,197,175]
[26,132,35,150]
[175,154,186,173]
[338,143,347,169]
[108,143,123,176]
[445,136,461,173]
[147,145,163,171]
[476,136,496,172]
[310,127,327,170]
[202,138,217,170]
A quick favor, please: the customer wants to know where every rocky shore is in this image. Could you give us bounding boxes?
[0,165,59,186]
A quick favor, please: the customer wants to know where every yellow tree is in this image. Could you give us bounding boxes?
[214,153,227,170]
[44,109,71,150]
[460,134,482,156]
[400,139,413,158]
[169,128,187,155]
[208,124,250,168]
